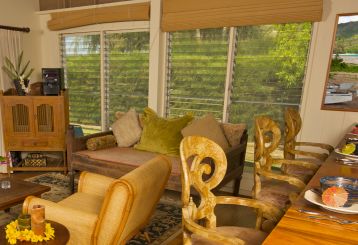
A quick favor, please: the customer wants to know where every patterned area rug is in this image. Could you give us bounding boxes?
[0,173,182,244]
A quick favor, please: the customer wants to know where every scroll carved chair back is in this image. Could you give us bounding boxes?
[180,135,227,229]
[284,107,333,161]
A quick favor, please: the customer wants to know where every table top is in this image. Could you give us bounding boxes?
[0,220,70,245]
[0,178,50,210]
[264,133,358,245]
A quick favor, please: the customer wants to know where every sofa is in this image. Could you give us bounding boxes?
[66,113,248,195]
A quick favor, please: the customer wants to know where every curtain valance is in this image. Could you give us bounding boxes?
[47,2,150,31]
[161,0,323,32]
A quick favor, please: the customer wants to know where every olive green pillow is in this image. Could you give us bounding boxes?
[134,108,193,156]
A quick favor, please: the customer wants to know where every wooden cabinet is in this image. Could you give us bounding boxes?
[0,90,69,172]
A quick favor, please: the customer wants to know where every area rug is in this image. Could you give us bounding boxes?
[0,173,182,244]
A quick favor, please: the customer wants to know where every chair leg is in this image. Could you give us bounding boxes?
[69,170,75,194]
[233,176,242,196]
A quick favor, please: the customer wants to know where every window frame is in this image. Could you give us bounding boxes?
[59,22,150,131]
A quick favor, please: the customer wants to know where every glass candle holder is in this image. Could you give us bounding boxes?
[1,180,10,189]
[18,214,31,231]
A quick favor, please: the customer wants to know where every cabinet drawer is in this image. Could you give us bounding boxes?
[6,138,65,151]
[22,140,49,147]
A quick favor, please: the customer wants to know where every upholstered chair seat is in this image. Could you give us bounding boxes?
[258,179,302,209]
[191,226,267,245]
[23,156,172,245]
[281,158,321,183]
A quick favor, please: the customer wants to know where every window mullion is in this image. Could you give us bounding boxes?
[100,31,106,130]
[222,27,237,123]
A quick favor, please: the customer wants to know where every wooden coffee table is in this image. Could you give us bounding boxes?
[0,220,70,244]
[0,178,50,211]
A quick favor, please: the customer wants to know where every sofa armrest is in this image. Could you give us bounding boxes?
[226,129,248,168]
[66,125,114,171]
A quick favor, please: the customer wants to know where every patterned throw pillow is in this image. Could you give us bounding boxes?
[112,108,142,147]
[134,107,193,156]
[86,135,117,151]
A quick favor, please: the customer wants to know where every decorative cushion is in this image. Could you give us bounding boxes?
[112,109,142,147]
[115,110,144,128]
[281,162,317,183]
[182,114,230,152]
[86,135,117,151]
[134,107,193,156]
[220,123,246,147]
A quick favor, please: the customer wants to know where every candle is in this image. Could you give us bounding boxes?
[18,214,31,231]
[30,205,45,235]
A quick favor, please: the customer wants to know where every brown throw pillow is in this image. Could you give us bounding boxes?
[220,123,246,147]
[112,108,142,147]
[181,114,230,152]
[86,135,117,151]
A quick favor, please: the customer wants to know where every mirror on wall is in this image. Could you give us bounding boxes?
[321,13,358,112]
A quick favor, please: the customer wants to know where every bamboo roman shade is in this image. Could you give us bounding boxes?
[47,2,150,31]
[161,0,323,32]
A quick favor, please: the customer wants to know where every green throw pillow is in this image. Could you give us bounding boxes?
[134,108,193,156]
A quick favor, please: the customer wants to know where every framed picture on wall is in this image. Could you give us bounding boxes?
[321,13,358,112]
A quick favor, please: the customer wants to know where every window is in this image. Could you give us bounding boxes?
[105,32,150,126]
[61,34,101,134]
[61,30,149,134]
[166,28,230,119]
[166,23,313,161]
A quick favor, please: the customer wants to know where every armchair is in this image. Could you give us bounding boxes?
[254,116,319,210]
[180,136,281,245]
[23,156,172,245]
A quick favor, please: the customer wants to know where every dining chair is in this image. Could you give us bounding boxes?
[180,135,282,245]
[253,116,319,210]
[284,107,334,162]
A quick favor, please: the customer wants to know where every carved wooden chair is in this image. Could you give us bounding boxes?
[283,108,334,180]
[254,116,319,210]
[284,107,334,162]
[180,136,281,245]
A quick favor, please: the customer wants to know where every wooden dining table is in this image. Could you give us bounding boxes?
[263,132,358,245]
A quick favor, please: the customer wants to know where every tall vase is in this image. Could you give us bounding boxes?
[13,79,29,96]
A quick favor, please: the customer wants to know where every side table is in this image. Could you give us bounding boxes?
[0,220,70,245]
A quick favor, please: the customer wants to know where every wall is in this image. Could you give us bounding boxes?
[0,0,42,81]
[299,0,358,146]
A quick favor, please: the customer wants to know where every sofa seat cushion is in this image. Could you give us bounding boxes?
[59,192,104,215]
[73,147,182,176]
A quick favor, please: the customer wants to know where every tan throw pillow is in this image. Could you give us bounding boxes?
[86,135,117,151]
[112,108,142,147]
[220,123,246,147]
[182,114,230,152]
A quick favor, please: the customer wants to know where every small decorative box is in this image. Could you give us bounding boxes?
[23,153,47,167]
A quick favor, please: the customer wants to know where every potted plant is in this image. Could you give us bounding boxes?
[2,51,34,95]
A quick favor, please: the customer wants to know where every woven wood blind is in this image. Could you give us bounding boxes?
[47,2,150,31]
[161,0,322,32]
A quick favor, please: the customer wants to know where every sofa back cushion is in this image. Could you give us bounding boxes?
[182,114,230,152]
[220,123,246,148]
[112,108,142,147]
[134,107,193,156]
